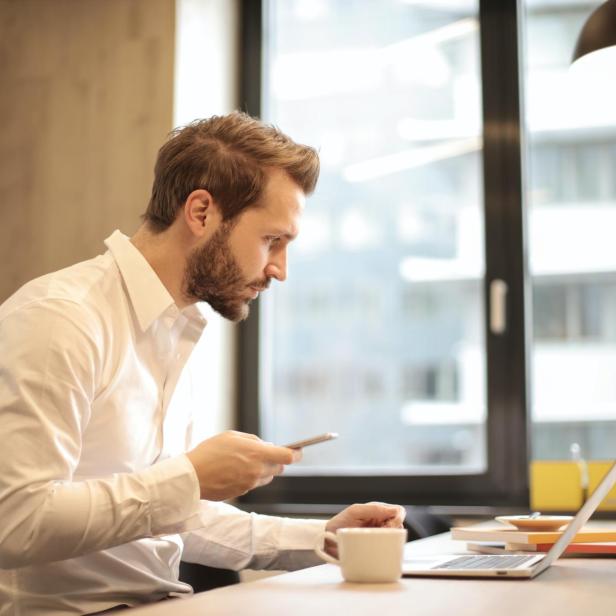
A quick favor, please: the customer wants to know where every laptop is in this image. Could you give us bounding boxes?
[402,460,616,579]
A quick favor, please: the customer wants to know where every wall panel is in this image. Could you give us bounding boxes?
[0,0,175,300]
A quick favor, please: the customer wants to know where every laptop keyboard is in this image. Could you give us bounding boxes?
[434,554,537,570]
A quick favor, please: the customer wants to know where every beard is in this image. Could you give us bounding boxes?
[183,222,267,322]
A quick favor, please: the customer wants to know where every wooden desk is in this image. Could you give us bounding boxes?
[131,533,616,616]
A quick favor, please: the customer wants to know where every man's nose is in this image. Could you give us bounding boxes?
[266,250,287,282]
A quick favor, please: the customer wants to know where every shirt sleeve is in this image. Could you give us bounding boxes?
[180,500,327,571]
[0,300,202,570]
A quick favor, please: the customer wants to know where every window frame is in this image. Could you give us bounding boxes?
[237,0,530,508]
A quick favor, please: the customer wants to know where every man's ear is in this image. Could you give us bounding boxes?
[183,189,220,236]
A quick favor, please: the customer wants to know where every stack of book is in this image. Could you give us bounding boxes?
[451,524,616,555]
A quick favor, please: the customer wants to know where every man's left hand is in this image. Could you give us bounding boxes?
[324,502,406,556]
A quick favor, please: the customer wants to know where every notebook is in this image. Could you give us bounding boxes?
[402,461,616,578]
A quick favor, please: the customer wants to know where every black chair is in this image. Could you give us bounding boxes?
[404,508,452,542]
[179,562,240,593]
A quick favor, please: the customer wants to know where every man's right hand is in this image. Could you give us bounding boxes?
[185,430,301,501]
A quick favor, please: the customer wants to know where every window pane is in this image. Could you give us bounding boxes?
[523,0,616,460]
[260,0,486,474]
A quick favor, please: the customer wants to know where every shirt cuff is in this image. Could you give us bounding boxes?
[270,517,329,570]
[277,517,328,551]
[142,455,202,535]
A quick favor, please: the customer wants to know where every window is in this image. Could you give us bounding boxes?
[533,282,610,342]
[524,0,616,460]
[238,0,612,507]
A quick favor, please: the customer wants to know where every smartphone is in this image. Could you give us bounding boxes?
[283,432,339,449]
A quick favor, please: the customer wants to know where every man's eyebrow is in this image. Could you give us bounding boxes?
[270,228,298,241]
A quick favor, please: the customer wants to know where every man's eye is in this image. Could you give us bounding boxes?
[266,236,281,246]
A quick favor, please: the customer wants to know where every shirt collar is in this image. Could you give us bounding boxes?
[182,302,209,327]
[104,230,177,332]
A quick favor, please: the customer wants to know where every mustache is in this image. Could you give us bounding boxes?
[248,278,271,292]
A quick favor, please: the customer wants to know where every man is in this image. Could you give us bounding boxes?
[0,112,405,615]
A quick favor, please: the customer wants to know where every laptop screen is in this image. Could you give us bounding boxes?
[538,461,616,570]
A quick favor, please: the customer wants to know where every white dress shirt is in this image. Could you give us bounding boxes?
[0,231,325,615]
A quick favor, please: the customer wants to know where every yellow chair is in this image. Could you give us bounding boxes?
[530,461,583,511]
[588,461,616,511]
[531,460,616,512]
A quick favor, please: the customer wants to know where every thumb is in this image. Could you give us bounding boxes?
[261,444,296,465]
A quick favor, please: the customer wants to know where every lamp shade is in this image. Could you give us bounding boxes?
[572,0,616,64]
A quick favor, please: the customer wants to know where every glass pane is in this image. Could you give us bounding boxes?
[260,0,486,474]
[523,0,616,461]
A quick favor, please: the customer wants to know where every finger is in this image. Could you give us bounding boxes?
[368,502,406,518]
[261,463,285,478]
[235,431,262,441]
[256,474,275,488]
[381,505,407,527]
[260,444,296,464]
[324,538,339,560]
[355,503,406,525]
[291,448,303,463]
[382,514,405,528]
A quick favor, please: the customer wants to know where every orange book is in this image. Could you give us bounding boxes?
[451,525,616,545]
[467,541,616,555]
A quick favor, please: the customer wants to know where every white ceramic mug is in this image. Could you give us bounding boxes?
[314,527,406,583]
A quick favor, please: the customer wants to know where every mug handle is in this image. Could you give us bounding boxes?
[314,531,340,565]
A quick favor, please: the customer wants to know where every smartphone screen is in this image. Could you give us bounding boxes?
[284,432,338,449]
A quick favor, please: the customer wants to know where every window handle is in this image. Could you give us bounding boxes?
[490,279,508,335]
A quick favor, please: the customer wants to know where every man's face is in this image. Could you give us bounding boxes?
[183,169,305,321]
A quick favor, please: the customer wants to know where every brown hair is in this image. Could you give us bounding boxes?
[143,111,320,232]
